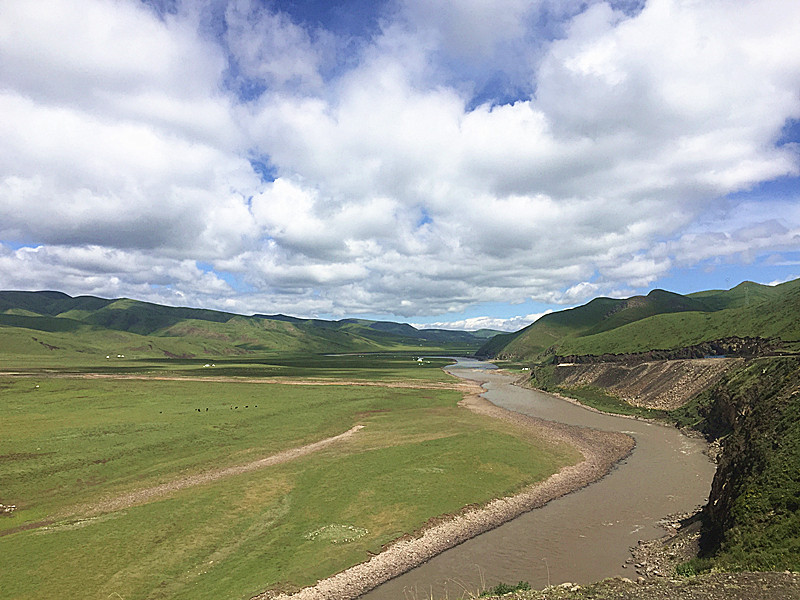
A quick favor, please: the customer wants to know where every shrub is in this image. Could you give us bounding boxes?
[481,581,531,596]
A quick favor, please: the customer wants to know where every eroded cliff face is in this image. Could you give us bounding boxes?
[546,358,739,410]
[699,357,800,570]
[527,354,800,572]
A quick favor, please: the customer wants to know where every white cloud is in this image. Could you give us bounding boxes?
[0,0,258,260]
[401,0,532,59]
[768,274,800,287]
[1,0,799,321]
[413,311,554,333]
[649,198,800,268]
[224,0,333,92]
[0,244,232,302]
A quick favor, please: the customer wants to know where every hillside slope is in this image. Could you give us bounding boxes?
[479,279,800,361]
[0,291,498,359]
[539,358,741,410]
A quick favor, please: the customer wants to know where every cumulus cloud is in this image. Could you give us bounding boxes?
[413,311,554,332]
[1,0,799,322]
[401,0,532,58]
[768,274,800,287]
[224,0,335,93]
[0,0,258,260]
[0,244,233,307]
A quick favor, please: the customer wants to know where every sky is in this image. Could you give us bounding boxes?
[1,0,799,332]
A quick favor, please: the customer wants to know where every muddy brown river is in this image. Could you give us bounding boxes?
[361,358,716,599]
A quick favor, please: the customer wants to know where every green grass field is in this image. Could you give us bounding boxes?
[0,352,465,381]
[0,356,580,599]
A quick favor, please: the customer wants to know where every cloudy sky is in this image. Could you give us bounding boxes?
[1,0,799,331]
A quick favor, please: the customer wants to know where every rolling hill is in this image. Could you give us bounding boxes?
[0,291,500,359]
[478,278,800,361]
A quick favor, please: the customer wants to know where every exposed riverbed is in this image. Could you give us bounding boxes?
[361,358,716,599]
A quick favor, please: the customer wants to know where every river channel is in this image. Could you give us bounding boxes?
[361,358,716,599]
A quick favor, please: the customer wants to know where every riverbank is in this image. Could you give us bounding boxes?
[262,378,635,600]
[481,572,800,600]
[2,358,592,600]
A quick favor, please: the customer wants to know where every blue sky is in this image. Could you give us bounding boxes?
[0,0,799,331]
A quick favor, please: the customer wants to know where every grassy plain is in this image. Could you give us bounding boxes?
[0,355,580,600]
[1,352,461,381]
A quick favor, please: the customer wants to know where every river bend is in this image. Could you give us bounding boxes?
[362,358,715,599]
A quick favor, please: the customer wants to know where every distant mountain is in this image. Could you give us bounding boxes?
[477,278,800,361]
[0,291,502,358]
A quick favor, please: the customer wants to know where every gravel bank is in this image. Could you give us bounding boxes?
[258,382,635,600]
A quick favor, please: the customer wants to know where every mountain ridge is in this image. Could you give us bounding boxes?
[0,291,500,358]
[478,278,800,361]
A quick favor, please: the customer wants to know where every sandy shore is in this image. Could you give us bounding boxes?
[257,380,635,600]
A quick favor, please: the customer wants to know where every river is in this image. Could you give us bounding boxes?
[361,358,716,599]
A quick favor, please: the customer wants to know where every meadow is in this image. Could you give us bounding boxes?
[481,278,800,362]
[0,355,580,599]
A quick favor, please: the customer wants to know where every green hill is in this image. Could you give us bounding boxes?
[0,291,499,360]
[0,290,114,315]
[478,278,800,361]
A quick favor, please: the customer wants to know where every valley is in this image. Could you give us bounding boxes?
[1,280,799,599]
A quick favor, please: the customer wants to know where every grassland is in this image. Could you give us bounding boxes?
[0,355,580,600]
[0,352,463,381]
[0,291,496,360]
[480,278,800,361]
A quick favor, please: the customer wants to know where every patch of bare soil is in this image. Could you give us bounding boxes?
[551,358,740,410]
[491,572,800,600]
[257,383,635,600]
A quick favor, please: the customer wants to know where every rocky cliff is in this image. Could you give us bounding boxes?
[695,356,800,570]
[545,357,739,410]
[526,354,800,572]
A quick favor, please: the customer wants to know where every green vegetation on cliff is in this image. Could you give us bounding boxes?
[530,353,800,575]
[673,357,800,573]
